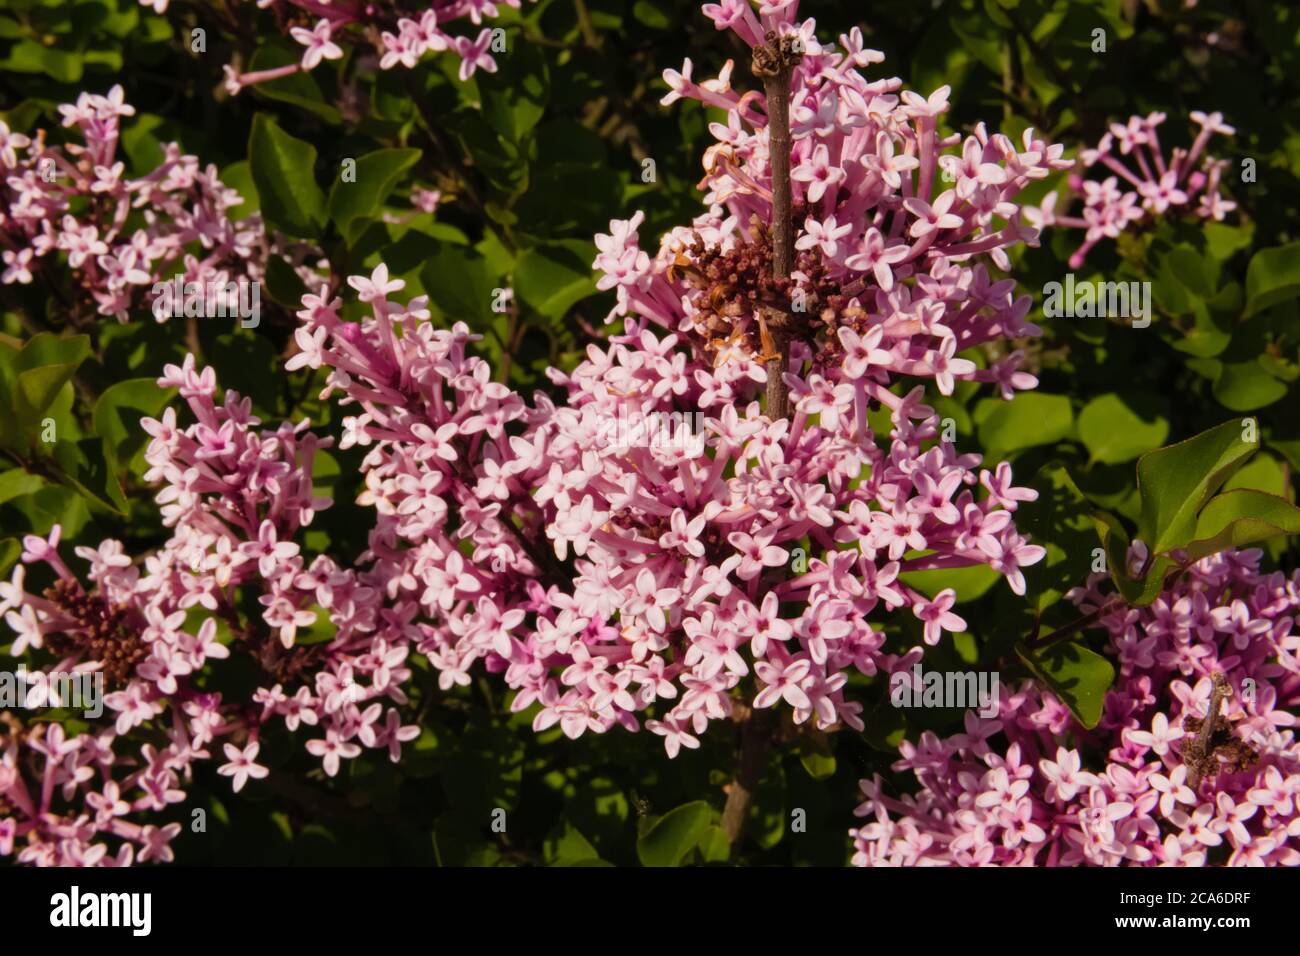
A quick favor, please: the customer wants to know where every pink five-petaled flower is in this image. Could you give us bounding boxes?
[647,716,700,758]
[306,732,363,778]
[289,20,344,70]
[977,532,1044,596]
[1126,712,1183,758]
[240,520,300,577]
[727,530,787,581]
[1038,748,1097,803]
[836,324,892,380]
[658,508,707,558]
[422,551,481,612]
[796,214,853,258]
[347,263,405,303]
[626,568,681,632]
[924,335,976,396]
[912,589,966,646]
[844,228,909,291]
[453,29,499,81]
[903,189,964,238]
[1149,765,1197,817]
[138,824,183,864]
[754,658,813,710]
[791,143,847,203]
[980,462,1038,511]
[217,742,269,794]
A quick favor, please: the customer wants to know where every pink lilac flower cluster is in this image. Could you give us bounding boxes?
[287,264,1043,757]
[0,86,274,322]
[190,0,522,93]
[1027,111,1236,268]
[282,0,1062,757]
[0,358,419,865]
[851,546,1300,866]
[649,0,1070,400]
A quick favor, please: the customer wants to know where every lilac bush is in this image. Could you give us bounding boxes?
[2,0,1296,869]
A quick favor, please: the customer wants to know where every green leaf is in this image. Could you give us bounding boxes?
[0,469,44,506]
[636,801,712,867]
[1017,640,1115,729]
[514,241,598,320]
[0,538,19,576]
[220,160,260,218]
[544,823,600,865]
[798,747,836,781]
[249,114,327,239]
[1135,419,1259,555]
[1077,393,1169,465]
[420,243,499,326]
[11,332,91,443]
[328,148,422,245]
[898,563,999,603]
[15,333,91,371]
[56,437,127,515]
[632,0,673,29]
[1244,242,1300,317]
[1228,452,1288,496]
[1165,244,1217,297]
[444,108,528,201]
[1212,360,1289,412]
[975,393,1073,459]
[120,113,168,175]
[264,254,309,308]
[1182,489,1300,562]
[0,39,82,83]
[1204,221,1255,263]
[14,364,82,437]
[697,826,731,863]
[478,42,549,143]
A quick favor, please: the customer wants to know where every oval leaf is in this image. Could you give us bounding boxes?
[328,148,422,244]
[1135,419,1258,555]
[249,114,327,239]
[1077,393,1168,465]
[1017,640,1115,729]
[1184,489,1300,562]
[636,801,712,867]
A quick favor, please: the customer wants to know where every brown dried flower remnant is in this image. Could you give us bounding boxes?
[674,212,873,370]
[41,578,147,689]
[1179,671,1259,788]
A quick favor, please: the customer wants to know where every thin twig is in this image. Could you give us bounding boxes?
[751,31,801,422]
[718,36,805,849]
